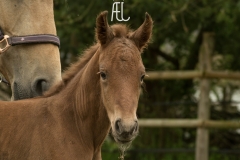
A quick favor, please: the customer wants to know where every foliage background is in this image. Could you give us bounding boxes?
[1,0,240,159]
[53,0,240,160]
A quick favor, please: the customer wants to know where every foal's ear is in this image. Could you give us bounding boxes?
[95,11,114,45]
[130,13,153,52]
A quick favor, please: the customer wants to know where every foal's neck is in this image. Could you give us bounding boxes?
[57,48,111,150]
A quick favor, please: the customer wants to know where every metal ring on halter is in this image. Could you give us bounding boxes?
[0,35,10,53]
[0,74,2,83]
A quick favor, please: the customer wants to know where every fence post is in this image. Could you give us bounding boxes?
[195,32,214,160]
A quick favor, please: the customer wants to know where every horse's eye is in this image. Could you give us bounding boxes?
[141,75,145,82]
[100,72,107,80]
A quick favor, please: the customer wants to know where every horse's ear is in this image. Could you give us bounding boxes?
[95,11,114,45]
[130,12,153,51]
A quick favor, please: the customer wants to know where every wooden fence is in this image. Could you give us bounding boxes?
[139,33,240,160]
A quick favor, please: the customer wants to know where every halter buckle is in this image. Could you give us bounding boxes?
[0,35,10,53]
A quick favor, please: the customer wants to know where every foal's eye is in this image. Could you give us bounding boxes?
[141,75,145,82]
[100,72,107,80]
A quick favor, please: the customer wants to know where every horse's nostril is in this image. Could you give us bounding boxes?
[33,79,48,96]
[115,119,122,134]
[13,82,30,100]
[132,121,139,134]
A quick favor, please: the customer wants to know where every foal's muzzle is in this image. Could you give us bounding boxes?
[112,119,139,144]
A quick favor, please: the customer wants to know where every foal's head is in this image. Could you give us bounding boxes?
[96,11,153,145]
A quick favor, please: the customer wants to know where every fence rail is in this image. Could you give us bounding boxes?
[139,119,240,129]
[145,71,240,80]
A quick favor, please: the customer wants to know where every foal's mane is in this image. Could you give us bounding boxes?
[44,43,99,97]
[44,24,133,97]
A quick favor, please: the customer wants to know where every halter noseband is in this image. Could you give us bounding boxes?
[0,28,61,86]
[0,28,60,53]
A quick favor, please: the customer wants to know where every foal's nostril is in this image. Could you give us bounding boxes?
[115,119,122,134]
[131,121,139,134]
[33,79,48,96]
